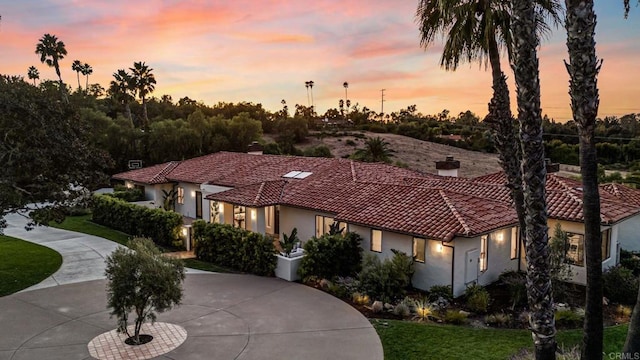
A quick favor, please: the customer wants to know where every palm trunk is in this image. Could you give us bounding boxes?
[485,34,527,250]
[77,72,81,90]
[142,96,149,132]
[624,285,640,354]
[125,101,134,128]
[85,75,89,92]
[54,61,68,104]
[513,1,557,359]
[565,1,603,358]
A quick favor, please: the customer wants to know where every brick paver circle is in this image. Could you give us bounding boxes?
[87,322,187,360]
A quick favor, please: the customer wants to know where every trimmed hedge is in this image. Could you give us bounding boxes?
[92,194,182,247]
[298,232,363,280]
[192,220,277,276]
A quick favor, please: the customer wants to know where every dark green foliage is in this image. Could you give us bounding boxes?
[499,270,527,309]
[105,238,185,344]
[298,232,364,280]
[602,265,640,305]
[0,75,109,230]
[192,221,277,276]
[357,250,414,302]
[303,145,333,158]
[620,250,640,276]
[428,284,453,302]
[109,187,144,202]
[554,309,584,328]
[91,194,182,247]
[464,283,490,313]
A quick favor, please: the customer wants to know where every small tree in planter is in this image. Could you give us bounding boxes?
[105,238,185,345]
[280,228,300,257]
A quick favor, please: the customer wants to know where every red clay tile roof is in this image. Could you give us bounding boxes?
[113,154,640,240]
[112,161,180,184]
[474,171,640,224]
[601,183,640,207]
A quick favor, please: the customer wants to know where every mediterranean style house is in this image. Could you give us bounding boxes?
[113,151,640,297]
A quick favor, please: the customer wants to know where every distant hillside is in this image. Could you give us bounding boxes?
[267,131,503,178]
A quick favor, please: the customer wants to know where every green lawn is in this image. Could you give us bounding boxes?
[50,215,233,273]
[49,214,131,245]
[373,319,628,360]
[0,235,62,296]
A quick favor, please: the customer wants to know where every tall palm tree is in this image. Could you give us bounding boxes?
[343,81,349,114]
[27,66,39,86]
[308,80,315,114]
[35,33,67,101]
[130,61,156,131]
[305,81,311,107]
[416,1,561,274]
[512,0,557,358]
[110,69,136,127]
[564,2,603,358]
[71,60,83,90]
[81,63,93,91]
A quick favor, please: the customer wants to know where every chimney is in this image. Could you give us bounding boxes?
[545,158,560,173]
[247,141,264,155]
[435,155,460,177]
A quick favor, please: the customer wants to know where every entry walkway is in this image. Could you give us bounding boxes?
[2,212,204,291]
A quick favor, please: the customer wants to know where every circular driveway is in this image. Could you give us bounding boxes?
[0,273,382,360]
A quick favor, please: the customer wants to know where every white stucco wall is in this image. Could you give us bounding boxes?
[279,206,334,242]
[349,224,453,293]
[616,215,640,252]
[451,228,519,297]
[123,181,170,209]
[175,182,201,218]
[546,219,618,286]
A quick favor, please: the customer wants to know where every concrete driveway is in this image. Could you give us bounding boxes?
[0,274,383,360]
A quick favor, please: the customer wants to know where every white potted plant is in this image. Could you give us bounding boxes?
[275,228,304,281]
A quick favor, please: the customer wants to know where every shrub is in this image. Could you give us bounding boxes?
[358,250,414,303]
[554,309,584,328]
[392,297,413,318]
[464,284,490,313]
[109,187,144,202]
[499,270,527,309]
[351,292,370,305]
[444,310,468,325]
[92,194,182,247]
[428,285,453,302]
[303,145,333,158]
[298,232,363,280]
[345,139,356,146]
[192,221,277,276]
[621,250,640,276]
[485,313,512,327]
[602,265,639,305]
[412,298,434,321]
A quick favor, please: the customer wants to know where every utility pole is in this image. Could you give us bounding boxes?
[380,89,386,121]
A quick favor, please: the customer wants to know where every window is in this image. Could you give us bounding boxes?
[195,191,202,219]
[602,229,611,261]
[510,227,519,260]
[565,233,585,267]
[233,205,246,229]
[371,230,382,252]
[315,215,338,237]
[413,237,426,263]
[177,187,184,204]
[480,235,488,272]
[210,202,220,223]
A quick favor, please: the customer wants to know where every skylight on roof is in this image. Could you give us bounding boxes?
[283,171,312,179]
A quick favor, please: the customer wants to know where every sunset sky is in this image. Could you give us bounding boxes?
[1,1,638,121]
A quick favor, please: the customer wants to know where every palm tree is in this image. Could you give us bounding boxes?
[27,66,39,86]
[354,137,393,163]
[343,81,349,114]
[35,33,67,101]
[564,2,603,358]
[71,60,82,90]
[512,0,557,358]
[416,1,561,274]
[305,81,311,107]
[308,80,315,114]
[130,61,156,131]
[110,69,136,127]
[81,63,93,91]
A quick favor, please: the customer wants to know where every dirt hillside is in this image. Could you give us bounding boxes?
[266,131,503,178]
